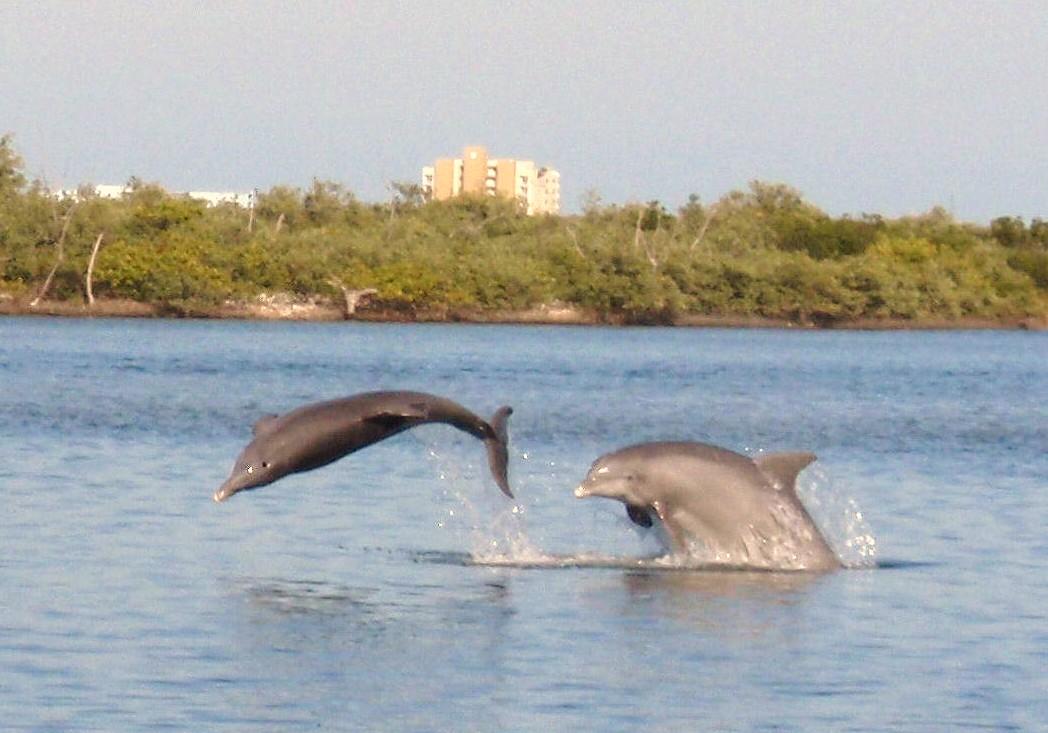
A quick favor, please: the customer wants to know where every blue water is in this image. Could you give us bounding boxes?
[1,318,1045,731]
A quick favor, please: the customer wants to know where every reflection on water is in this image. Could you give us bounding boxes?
[417,546,831,641]
[615,568,824,637]
[620,567,823,597]
[235,577,380,616]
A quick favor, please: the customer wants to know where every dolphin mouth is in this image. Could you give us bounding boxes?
[213,482,238,503]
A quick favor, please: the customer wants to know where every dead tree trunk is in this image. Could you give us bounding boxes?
[274,212,285,234]
[29,204,77,308]
[327,278,377,319]
[84,232,105,306]
[688,206,717,255]
[643,232,660,272]
[566,226,586,259]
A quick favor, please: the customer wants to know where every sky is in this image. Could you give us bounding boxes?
[2,1,1046,223]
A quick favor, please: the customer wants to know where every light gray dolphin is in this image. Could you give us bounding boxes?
[214,391,513,502]
[574,441,840,571]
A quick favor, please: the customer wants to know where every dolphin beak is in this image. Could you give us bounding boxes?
[574,484,590,498]
[213,480,237,503]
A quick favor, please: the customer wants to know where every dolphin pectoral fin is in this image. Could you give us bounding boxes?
[650,500,687,553]
[364,413,409,428]
[626,503,653,528]
[369,403,431,421]
[407,401,433,417]
[364,405,429,430]
[754,452,817,494]
[484,406,513,498]
[252,414,281,436]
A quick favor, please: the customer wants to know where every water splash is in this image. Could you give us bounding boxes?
[426,446,540,561]
[425,442,877,571]
[794,463,878,568]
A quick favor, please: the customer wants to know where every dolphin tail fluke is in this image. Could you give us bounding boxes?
[484,406,514,498]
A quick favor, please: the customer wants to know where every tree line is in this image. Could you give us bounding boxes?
[2,134,1046,324]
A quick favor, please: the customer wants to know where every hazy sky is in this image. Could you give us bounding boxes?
[3,1,1046,222]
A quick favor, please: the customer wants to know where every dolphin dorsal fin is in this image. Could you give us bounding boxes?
[252,414,281,436]
[755,452,817,494]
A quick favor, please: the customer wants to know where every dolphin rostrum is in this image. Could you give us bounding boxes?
[574,441,839,571]
[214,391,513,502]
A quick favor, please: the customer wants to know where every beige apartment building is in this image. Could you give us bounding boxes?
[421,146,561,215]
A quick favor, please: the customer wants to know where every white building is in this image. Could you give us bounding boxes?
[59,184,255,208]
[184,190,255,208]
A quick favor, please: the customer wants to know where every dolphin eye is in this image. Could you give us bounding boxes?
[261,462,270,469]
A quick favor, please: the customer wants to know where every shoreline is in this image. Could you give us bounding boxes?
[1,297,1045,331]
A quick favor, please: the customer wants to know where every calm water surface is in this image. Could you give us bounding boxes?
[1,318,1045,731]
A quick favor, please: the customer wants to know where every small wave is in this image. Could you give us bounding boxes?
[870,559,940,570]
[408,548,833,573]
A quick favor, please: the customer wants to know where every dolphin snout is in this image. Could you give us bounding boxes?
[574,484,590,498]
[213,481,237,503]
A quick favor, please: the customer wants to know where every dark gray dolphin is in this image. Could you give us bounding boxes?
[214,391,513,502]
[574,441,840,571]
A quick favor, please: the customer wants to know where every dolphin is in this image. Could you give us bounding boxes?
[574,441,840,571]
[214,390,513,502]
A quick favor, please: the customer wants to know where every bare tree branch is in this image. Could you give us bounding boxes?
[84,232,105,306]
[643,234,660,271]
[30,203,77,307]
[566,226,586,259]
[646,252,659,270]
[689,204,717,255]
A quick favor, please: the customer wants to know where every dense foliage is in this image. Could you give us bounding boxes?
[1,135,1045,323]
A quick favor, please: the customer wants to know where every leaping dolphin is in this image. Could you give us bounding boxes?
[574,441,839,571]
[214,391,513,502]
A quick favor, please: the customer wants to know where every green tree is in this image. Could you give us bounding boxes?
[0,133,27,199]
[255,185,304,230]
[990,216,1026,248]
